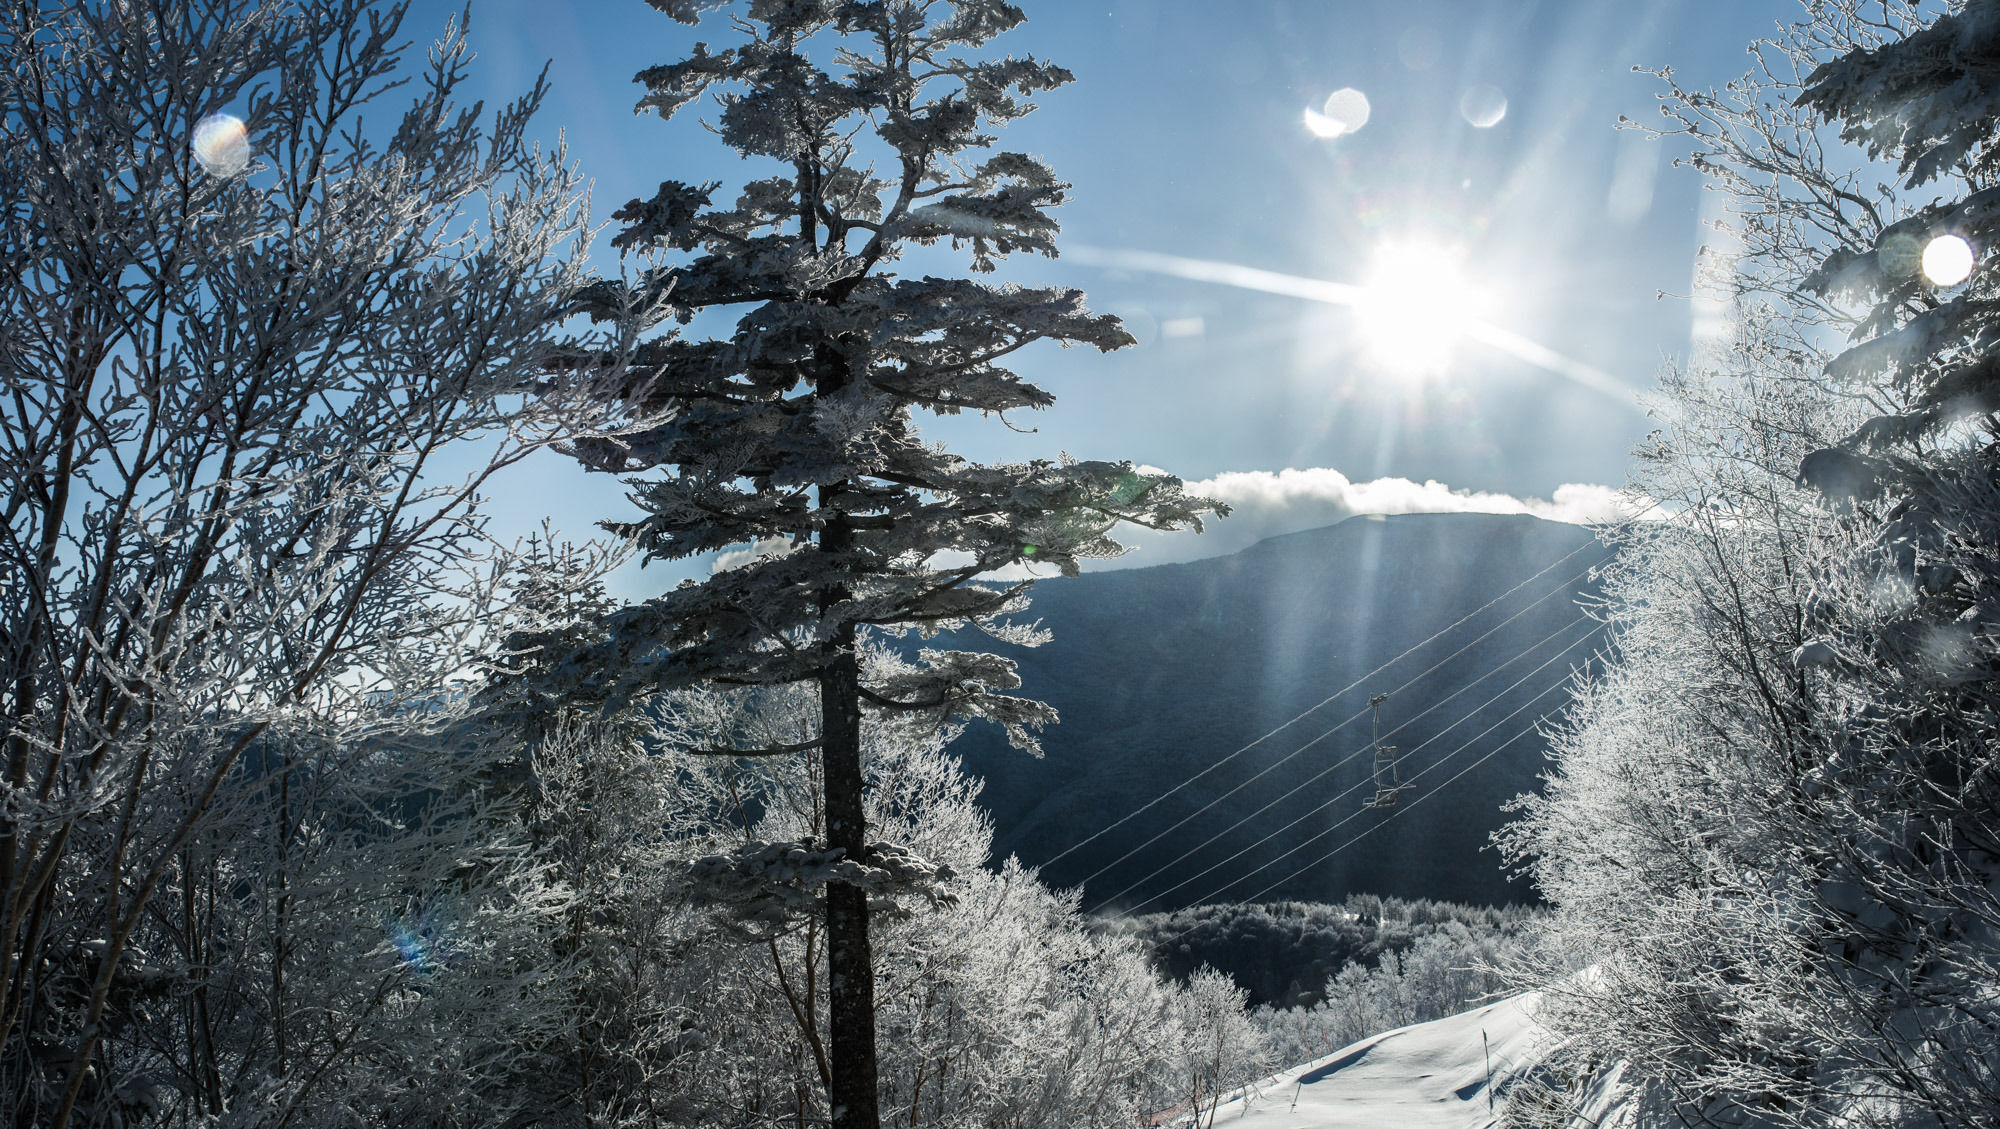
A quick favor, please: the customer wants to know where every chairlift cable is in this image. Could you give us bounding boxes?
[1034,514,1634,871]
[1051,535,1623,880]
[1090,621,1600,916]
[1142,692,1571,954]
[1078,610,1598,909]
[1065,590,1598,896]
[1228,704,1566,909]
[1173,673,1575,912]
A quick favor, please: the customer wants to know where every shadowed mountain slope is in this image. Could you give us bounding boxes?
[946,511,1617,911]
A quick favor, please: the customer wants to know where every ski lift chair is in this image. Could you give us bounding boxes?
[1363,744,1410,809]
[1360,692,1410,809]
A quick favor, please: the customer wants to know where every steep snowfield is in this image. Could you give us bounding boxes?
[1209,992,1552,1128]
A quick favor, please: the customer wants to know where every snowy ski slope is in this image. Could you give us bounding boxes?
[1205,992,1575,1129]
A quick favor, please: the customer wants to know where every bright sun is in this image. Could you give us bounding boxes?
[1352,237,1491,378]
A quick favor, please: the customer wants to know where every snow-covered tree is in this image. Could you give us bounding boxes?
[1165,967,1273,1129]
[0,2,629,1124]
[1504,3,2000,1125]
[543,4,1222,1126]
[679,692,1195,1129]
[1255,920,1529,1065]
[471,668,1253,1129]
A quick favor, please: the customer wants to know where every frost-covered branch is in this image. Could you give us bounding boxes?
[0,3,645,1124]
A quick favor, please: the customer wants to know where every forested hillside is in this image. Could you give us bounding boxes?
[1112,896,1536,1008]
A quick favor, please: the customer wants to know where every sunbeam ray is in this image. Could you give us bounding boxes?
[1070,245,1642,412]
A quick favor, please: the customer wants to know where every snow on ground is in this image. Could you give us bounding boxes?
[1210,992,1548,1129]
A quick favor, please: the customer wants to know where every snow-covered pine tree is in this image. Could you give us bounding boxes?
[1779,8,2000,1122]
[1794,0,2000,501]
[548,4,1221,1127]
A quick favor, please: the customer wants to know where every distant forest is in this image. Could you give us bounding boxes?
[1112,896,1538,1008]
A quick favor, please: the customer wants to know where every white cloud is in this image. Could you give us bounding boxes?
[1101,468,1648,569]
[710,470,1649,579]
[711,536,797,574]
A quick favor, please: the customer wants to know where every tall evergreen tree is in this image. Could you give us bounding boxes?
[549,3,1220,1126]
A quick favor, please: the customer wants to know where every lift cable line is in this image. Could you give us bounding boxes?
[1086,622,1597,916]
[1061,571,1602,894]
[1087,619,1601,916]
[1229,702,1568,909]
[1059,539,1622,894]
[1144,700,1570,956]
[1147,677,1578,949]
[1158,653,1586,914]
[1037,521,1629,873]
[1073,609,1599,905]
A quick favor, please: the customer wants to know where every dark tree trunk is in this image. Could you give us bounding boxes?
[819,644,879,1129]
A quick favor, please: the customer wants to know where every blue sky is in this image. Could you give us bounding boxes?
[406,0,1795,594]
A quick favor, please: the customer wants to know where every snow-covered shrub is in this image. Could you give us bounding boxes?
[1125,896,1538,1009]
[471,677,1254,1129]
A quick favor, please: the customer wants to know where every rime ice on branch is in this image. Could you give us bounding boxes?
[0,2,633,1126]
[542,4,1223,1128]
[1505,4,2000,1125]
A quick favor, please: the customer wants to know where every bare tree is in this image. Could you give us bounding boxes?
[0,2,629,1124]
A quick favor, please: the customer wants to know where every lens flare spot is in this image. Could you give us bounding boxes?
[1922,234,1974,287]
[1877,232,1923,279]
[1020,543,1038,557]
[1458,85,1508,128]
[1304,88,1371,139]
[191,112,250,177]
[384,904,457,979]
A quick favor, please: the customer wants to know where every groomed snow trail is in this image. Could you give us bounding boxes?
[1209,992,1547,1129]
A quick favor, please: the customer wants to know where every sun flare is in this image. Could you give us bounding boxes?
[1352,238,1491,377]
